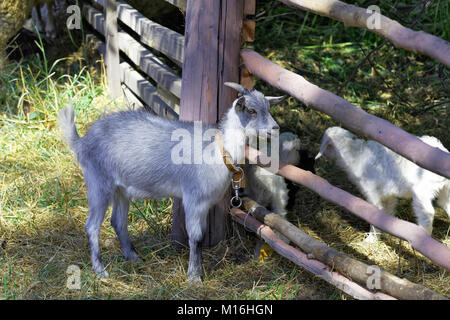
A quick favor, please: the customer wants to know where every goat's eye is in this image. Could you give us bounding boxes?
[247,108,256,114]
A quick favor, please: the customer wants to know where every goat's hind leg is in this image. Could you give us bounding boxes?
[111,188,142,262]
[412,192,436,234]
[85,185,111,278]
[437,184,450,218]
[363,195,397,243]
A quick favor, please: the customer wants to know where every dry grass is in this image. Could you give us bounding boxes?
[1,49,447,299]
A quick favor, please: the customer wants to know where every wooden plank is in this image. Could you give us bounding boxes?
[172,0,245,248]
[90,0,104,9]
[120,61,179,119]
[82,4,105,35]
[93,0,186,13]
[104,0,122,98]
[122,84,145,110]
[164,0,187,11]
[94,0,186,13]
[158,85,180,114]
[179,0,221,122]
[118,32,182,98]
[83,10,178,119]
[215,0,245,247]
[242,20,255,42]
[116,0,185,66]
[244,0,256,16]
[92,0,105,7]
[217,0,245,118]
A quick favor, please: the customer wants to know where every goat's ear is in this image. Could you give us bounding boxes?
[315,137,330,160]
[224,82,248,95]
[233,96,245,111]
[266,95,286,105]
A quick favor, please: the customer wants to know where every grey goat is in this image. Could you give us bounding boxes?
[58,82,282,283]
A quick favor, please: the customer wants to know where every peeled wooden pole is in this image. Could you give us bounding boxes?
[278,0,450,67]
[172,0,244,248]
[230,208,396,300]
[241,49,450,180]
[243,198,447,300]
[246,146,450,271]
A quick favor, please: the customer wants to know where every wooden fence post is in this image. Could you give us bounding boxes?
[104,0,121,98]
[171,0,245,248]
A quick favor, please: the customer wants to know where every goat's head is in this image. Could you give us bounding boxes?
[224,82,282,137]
[316,126,356,160]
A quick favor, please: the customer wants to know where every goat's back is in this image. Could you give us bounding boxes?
[75,110,226,199]
[337,134,449,197]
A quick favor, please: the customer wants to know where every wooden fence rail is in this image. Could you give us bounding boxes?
[246,145,450,271]
[242,198,447,300]
[230,208,397,300]
[278,0,450,67]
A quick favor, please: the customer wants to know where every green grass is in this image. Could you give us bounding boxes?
[0,0,449,300]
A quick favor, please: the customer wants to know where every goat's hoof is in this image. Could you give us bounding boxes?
[95,270,109,279]
[126,251,143,263]
[46,30,57,40]
[187,275,203,286]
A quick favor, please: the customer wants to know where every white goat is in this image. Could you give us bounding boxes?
[244,132,301,253]
[316,126,450,242]
[244,132,301,217]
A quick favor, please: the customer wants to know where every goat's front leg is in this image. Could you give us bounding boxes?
[183,199,208,284]
[364,193,384,243]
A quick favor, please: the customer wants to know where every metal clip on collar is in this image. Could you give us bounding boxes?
[230,166,244,208]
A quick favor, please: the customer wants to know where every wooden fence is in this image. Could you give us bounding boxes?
[80,0,450,298]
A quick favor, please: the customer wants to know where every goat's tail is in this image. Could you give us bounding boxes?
[58,104,80,151]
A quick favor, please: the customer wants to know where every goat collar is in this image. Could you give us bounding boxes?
[215,132,245,188]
